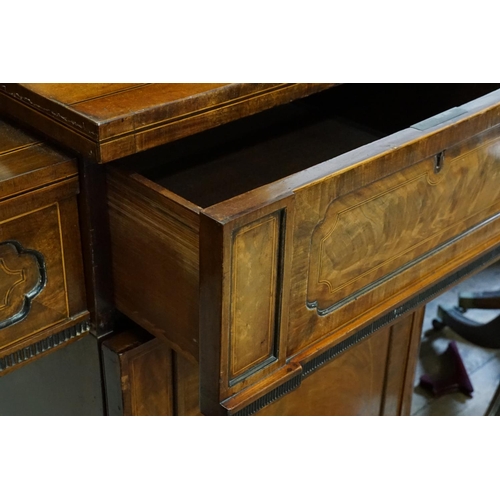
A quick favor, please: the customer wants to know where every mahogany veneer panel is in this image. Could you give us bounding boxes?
[102,329,174,416]
[256,309,424,416]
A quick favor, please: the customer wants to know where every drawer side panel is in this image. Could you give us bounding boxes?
[107,171,200,361]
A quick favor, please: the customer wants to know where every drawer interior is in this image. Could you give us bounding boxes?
[139,83,500,208]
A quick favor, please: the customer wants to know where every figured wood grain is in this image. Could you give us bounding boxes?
[6,83,500,416]
[255,309,424,416]
[256,327,391,416]
[401,307,425,415]
[288,130,500,356]
[307,126,500,315]
[380,308,424,415]
[102,328,174,416]
[108,164,296,407]
[200,196,294,413]
[0,83,336,163]
[173,301,463,416]
[230,213,281,380]
[203,89,500,411]
[127,341,174,417]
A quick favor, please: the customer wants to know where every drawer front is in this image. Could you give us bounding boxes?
[0,180,88,373]
[288,124,500,355]
[199,90,500,414]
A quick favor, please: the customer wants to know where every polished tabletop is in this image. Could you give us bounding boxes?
[0,83,335,163]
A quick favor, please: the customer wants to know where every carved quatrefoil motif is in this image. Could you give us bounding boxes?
[0,241,46,330]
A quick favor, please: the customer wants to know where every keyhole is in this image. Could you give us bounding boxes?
[435,151,445,174]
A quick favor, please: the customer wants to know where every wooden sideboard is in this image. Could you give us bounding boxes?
[1,83,500,415]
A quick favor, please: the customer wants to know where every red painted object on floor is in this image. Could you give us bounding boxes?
[419,341,474,397]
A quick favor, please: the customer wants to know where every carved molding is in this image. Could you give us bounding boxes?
[0,241,47,330]
[232,374,302,416]
[0,320,90,374]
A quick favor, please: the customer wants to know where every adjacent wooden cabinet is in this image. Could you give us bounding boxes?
[1,83,500,415]
[0,117,89,378]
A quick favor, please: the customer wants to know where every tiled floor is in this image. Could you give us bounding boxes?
[411,261,500,416]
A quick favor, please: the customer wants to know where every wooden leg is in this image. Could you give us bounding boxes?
[78,158,116,338]
[436,305,500,349]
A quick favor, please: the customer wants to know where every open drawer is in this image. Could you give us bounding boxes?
[107,84,500,415]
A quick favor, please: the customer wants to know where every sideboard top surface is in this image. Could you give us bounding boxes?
[0,116,76,202]
[0,83,336,163]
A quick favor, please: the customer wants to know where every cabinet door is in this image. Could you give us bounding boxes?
[102,329,174,416]
[0,334,103,416]
[255,308,423,416]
